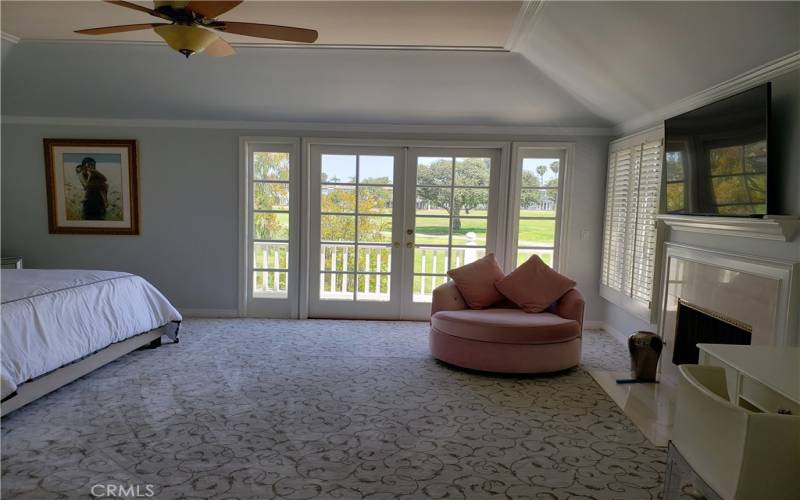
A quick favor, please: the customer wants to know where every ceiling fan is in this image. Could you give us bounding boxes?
[75,1,319,58]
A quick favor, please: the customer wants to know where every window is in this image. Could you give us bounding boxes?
[707,141,767,215]
[252,151,290,298]
[600,130,663,320]
[506,145,570,272]
[665,138,766,215]
[241,138,299,317]
[664,142,687,213]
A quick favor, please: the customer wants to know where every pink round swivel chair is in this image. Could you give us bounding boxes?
[429,281,585,374]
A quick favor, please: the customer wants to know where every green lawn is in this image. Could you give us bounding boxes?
[260,210,555,246]
[413,209,555,246]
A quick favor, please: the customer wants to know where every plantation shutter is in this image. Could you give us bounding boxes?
[601,130,663,319]
[630,141,662,305]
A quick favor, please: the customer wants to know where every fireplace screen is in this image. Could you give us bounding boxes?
[672,299,752,365]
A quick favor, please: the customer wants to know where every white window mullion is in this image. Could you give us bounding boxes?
[631,140,663,307]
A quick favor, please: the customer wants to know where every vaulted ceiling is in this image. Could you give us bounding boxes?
[1,1,798,130]
[513,1,800,129]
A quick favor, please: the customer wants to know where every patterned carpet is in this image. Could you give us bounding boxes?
[1,319,665,499]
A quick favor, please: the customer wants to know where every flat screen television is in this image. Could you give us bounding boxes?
[663,83,770,217]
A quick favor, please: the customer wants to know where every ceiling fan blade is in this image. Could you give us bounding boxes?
[214,22,318,43]
[104,1,171,20]
[75,23,168,35]
[205,37,236,57]
[185,1,242,19]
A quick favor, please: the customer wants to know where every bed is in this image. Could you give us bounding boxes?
[1,269,182,416]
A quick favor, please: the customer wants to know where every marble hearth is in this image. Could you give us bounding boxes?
[590,242,798,446]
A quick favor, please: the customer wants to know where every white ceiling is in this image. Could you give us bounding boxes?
[1,1,798,129]
[514,1,800,128]
[1,1,522,48]
[0,43,610,127]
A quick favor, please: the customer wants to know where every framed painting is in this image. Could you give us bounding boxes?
[43,139,140,235]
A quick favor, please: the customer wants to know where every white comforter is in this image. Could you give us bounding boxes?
[1,269,182,399]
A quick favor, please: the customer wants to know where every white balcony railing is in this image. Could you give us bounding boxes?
[319,233,483,302]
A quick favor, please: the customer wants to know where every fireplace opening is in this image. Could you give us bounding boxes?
[672,299,752,365]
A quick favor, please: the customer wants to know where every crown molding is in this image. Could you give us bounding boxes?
[615,51,800,137]
[0,115,614,137]
[13,37,508,53]
[504,0,545,51]
[1,32,20,44]
[658,214,800,242]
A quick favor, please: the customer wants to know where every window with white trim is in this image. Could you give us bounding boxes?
[600,130,663,320]
[242,138,299,318]
[507,146,568,271]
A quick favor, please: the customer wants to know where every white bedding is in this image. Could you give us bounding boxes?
[1,269,182,399]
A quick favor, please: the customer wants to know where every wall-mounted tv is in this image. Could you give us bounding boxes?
[663,83,770,217]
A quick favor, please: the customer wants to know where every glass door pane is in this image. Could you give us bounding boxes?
[404,149,500,315]
[309,146,403,319]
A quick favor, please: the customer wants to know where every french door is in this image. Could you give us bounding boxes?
[308,145,406,319]
[308,144,502,320]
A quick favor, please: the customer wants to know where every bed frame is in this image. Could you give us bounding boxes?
[1,324,178,417]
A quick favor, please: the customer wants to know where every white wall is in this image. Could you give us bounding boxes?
[1,121,610,318]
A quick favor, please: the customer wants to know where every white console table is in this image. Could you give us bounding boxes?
[698,343,799,415]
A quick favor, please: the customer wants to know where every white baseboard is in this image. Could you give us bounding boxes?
[179,308,240,318]
[174,314,635,343]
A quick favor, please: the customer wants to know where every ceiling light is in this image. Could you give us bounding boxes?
[154,25,218,58]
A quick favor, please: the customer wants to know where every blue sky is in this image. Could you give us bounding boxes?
[322,155,394,183]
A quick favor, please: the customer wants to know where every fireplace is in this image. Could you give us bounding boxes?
[671,299,752,365]
[657,244,795,385]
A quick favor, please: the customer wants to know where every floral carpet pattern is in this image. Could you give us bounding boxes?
[2,319,665,499]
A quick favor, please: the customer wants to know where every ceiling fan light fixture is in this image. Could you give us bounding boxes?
[154,1,190,10]
[154,24,217,57]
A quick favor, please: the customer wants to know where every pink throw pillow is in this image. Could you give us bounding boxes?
[495,255,576,313]
[446,253,505,309]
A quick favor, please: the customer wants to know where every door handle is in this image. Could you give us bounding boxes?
[406,229,414,235]
[406,241,414,248]
[393,241,400,248]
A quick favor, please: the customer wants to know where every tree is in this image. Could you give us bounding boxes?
[253,152,290,240]
[536,165,547,185]
[320,183,392,242]
[549,161,559,181]
[416,158,489,229]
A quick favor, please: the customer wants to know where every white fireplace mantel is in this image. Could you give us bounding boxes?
[658,243,799,349]
[657,214,800,241]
